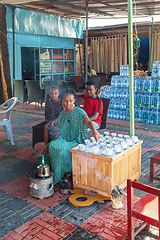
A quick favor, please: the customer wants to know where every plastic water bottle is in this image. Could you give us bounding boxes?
[146,93,151,108]
[141,93,146,107]
[126,107,130,121]
[152,62,157,77]
[141,108,150,123]
[150,109,158,124]
[134,92,139,106]
[137,107,142,123]
[108,109,111,118]
[141,108,146,123]
[151,79,156,92]
[148,77,152,93]
[112,109,116,119]
[134,77,138,92]
[134,107,139,122]
[116,98,120,109]
[117,77,121,87]
[157,79,160,93]
[151,92,159,109]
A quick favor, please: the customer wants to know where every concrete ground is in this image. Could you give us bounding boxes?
[0,102,159,239]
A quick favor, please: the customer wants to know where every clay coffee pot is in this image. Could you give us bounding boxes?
[60,172,72,194]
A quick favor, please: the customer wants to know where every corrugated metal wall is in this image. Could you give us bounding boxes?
[6,7,77,85]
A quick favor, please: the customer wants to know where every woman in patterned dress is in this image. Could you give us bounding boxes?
[49,89,100,183]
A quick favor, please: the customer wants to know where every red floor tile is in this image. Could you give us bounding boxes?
[22,133,32,139]
[80,196,140,240]
[0,132,7,139]
[0,174,70,211]
[0,152,6,157]
[150,132,160,137]
[10,144,45,163]
[141,148,149,154]
[152,144,160,151]
[135,129,152,136]
[99,225,126,240]
[3,212,77,240]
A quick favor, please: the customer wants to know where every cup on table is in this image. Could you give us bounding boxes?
[126,139,133,146]
[118,134,123,138]
[111,133,117,137]
[114,145,122,153]
[84,139,90,145]
[105,148,114,157]
[124,135,130,139]
[104,131,110,136]
[131,136,139,143]
[121,142,128,150]
[78,144,86,151]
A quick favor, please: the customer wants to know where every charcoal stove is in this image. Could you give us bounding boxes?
[30,156,54,199]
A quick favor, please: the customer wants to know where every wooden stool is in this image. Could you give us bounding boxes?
[150,152,160,183]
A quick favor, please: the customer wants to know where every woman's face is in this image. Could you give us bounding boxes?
[63,93,75,111]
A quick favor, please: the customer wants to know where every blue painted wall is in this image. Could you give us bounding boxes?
[6,7,81,86]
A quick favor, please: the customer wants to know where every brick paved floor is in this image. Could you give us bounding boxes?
[0,106,159,239]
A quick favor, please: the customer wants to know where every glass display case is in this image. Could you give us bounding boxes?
[34,47,75,88]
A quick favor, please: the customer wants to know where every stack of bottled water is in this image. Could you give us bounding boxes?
[134,76,160,124]
[120,65,129,76]
[100,75,129,120]
[77,132,139,157]
[152,61,160,77]
[100,72,160,125]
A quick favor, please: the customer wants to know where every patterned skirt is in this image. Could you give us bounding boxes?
[49,137,78,183]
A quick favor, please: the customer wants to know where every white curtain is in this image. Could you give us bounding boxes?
[89,35,128,74]
[151,30,160,63]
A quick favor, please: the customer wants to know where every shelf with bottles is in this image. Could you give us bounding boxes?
[53,49,63,60]
[53,62,63,73]
[64,61,74,73]
[40,62,52,74]
[64,49,74,60]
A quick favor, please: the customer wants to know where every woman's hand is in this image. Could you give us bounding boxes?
[92,129,100,141]
[84,117,100,141]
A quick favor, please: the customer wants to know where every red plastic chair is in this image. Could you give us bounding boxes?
[127,179,160,240]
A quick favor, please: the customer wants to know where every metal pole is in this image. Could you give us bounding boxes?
[85,0,88,83]
[149,17,154,73]
[12,6,15,79]
[128,0,134,136]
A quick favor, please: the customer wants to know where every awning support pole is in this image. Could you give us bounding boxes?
[128,0,134,136]
[85,0,88,83]
[149,17,154,73]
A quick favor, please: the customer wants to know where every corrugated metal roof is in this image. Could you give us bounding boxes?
[0,0,160,20]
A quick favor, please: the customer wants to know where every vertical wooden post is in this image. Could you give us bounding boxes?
[0,5,12,101]
[149,17,154,73]
[85,0,88,83]
[128,0,134,136]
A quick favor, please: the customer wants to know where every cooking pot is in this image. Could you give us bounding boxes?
[37,164,51,177]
